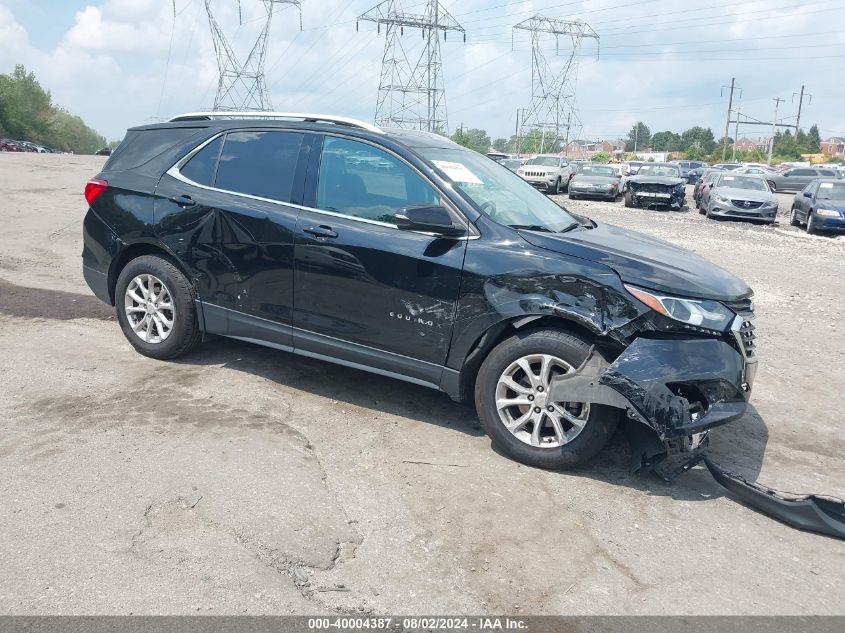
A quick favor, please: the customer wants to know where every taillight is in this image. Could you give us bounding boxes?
[84,178,108,206]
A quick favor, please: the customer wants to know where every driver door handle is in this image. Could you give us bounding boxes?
[303,225,338,239]
[168,194,196,208]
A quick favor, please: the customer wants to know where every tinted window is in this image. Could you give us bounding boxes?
[106,127,201,171]
[317,137,440,224]
[791,169,815,176]
[215,131,303,202]
[818,169,836,176]
[180,136,223,186]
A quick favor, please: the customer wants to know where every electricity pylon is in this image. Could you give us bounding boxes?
[358,0,464,133]
[513,16,599,154]
[206,0,302,111]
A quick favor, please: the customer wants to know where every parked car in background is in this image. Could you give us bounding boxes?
[711,163,742,171]
[82,111,759,471]
[703,173,778,224]
[500,158,524,172]
[765,167,838,192]
[624,162,686,210]
[694,168,725,209]
[672,160,707,184]
[622,160,643,175]
[486,152,510,163]
[790,179,845,234]
[567,164,622,200]
[96,147,113,156]
[734,165,774,176]
[517,154,569,194]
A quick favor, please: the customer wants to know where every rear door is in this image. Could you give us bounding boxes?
[292,134,468,383]
[154,129,309,345]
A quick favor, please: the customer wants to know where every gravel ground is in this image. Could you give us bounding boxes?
[0,153,843,615]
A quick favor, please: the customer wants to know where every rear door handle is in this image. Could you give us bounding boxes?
[302,225,338,239]
[169,194,196,208]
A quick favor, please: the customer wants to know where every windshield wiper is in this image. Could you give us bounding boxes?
[559,222,582,233]
[508,224,554,232]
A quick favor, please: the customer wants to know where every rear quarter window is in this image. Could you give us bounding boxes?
[105,127,202,172]
[214,131,304,203]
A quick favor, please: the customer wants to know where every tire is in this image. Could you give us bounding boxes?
[789,207,800,227]
[624,191,634,208]
[806,212,818,235]
[114,255,201,360]
[474,328,621,470]
[705,203,714,219]
[553,178,561,195]
[568,192,578,200]
[767,181,777,193]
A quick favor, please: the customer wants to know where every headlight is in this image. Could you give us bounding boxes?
[624,285,735,331]
[815,208,840,217]
[714,194,730,203]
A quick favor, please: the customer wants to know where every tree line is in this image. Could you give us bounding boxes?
[449,119,827,164]
[0,65,107,154]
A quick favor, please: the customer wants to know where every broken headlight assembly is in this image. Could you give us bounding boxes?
[624,284,734,332]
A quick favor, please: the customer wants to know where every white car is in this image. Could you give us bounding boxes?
[517,154,569,194]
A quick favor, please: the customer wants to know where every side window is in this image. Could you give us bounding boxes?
[180,135,223,186]
[791,169,813,176]
[316,136,440,224]
[215,131,304,202]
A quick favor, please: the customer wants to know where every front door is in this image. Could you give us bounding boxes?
[292,135,467,383]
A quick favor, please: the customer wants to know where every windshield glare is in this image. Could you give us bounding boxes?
[525,156,561,167]
[718,175,768,191]
[638,165,681,177]
[421,147,576,231]
[818,182,845,199]
[579,165,616,177]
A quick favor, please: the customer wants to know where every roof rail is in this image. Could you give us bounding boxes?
[167,111,384,134]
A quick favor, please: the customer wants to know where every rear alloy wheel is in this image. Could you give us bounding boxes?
[115,255,201,360]
[475,329,620,470]
[790,207,801,227]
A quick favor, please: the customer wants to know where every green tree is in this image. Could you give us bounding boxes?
[650,130,681,152]
[680,126,716,154]
[806,124,821,153]
[624,122,651,152]
[450,127,491,154]
[591,151,611,163]
[492,137,508,152]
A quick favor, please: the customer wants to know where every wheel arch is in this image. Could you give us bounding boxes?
[451,314,622,405]
[108,240,192,305]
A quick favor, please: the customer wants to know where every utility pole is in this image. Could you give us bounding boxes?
[634,121,640,153]
[721,78,741,161]
[732,105,741,162]
[767,97,784,166]
[792,85,812,132]
[564,112,571,157]
[359,0,464,133]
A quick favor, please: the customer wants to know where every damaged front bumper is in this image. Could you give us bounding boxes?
[550,337,757,441]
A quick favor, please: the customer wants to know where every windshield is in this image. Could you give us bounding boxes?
[578,165,616,177]
[420,147,578,232]
[818,182,845,199]
[501,159,522,170]
[638,164,680,177]
[525,156,561,167]
[717,175,768,191]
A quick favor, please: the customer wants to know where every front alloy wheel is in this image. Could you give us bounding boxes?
[124,274,175,343]
[495,354,590,448]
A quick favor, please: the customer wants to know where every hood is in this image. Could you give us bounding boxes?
[628,175,685,186]
[518,221,752,302]
[713,187,776,202]
[817,198,845,211]
[572,175,617,184]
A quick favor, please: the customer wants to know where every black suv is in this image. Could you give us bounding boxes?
[82,112,757,472]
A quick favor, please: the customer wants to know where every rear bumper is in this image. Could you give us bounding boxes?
[550,337,756,441]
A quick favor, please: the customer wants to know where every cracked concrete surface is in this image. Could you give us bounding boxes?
[0,154,843,615]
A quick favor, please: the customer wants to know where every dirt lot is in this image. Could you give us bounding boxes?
[1,153,843,615]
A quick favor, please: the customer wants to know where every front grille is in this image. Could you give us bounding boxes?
[633,183,672,194]
[737,319,756,358]
[523,171,548,178]
[730,199,763,209]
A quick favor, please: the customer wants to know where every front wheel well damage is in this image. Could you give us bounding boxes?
[455,315,621,405]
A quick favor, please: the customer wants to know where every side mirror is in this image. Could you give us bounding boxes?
[394,205,466,237]
[803,191,813,198]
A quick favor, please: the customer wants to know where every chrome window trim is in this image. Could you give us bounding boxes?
[166,130,480,240]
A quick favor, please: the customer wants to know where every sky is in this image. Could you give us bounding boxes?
[1,0,844,143]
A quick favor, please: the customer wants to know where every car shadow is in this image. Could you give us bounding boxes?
[176,338,769,503]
